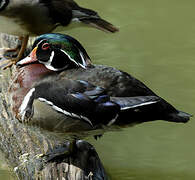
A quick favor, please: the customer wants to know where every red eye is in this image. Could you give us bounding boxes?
[42,43,50,50]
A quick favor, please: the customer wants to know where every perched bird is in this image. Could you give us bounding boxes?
[0,0,118,68]
[9,45,160,132]
[15,33,191,131]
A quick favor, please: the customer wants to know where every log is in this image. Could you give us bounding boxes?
[0,33,108,180]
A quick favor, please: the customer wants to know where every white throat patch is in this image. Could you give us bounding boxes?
[39,51,57,71]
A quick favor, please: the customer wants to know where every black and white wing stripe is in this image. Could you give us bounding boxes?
[111,96,160,111]
[19,79,113,127]
[19,79,160,128]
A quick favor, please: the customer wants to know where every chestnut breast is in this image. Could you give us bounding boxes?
[10,64,53,118]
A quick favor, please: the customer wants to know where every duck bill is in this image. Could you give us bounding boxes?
[16,47,38,66]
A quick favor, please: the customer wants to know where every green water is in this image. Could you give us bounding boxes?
[1,0,195,179]
[0,154,13,180]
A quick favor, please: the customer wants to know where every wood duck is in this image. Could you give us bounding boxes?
[10,57,160,133]
[0,0,118,69]
[13,33,191,132]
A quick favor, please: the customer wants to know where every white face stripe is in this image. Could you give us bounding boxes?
[38,97,93,127]
[60,49,87,69]
[19,88,35,120]
[49,50,55,63]
[36,39,46,47]
[39,50,68,71]
[79,50,87,67]
[121,101,157,111]
[39,51,64,71]
[42,50,55,70]
[38,50,54,67]
[60,49,78,66]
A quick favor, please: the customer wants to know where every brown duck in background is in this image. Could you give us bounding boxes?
[0,0,118,68]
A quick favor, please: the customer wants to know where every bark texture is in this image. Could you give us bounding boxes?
[0,33,108,180]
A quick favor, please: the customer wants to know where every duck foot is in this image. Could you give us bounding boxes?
[2,35,29,70]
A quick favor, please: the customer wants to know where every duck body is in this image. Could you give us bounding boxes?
[26,32,191,123]
[11,63,159,132]
[13,33,191,133]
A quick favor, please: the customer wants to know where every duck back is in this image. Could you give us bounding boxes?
[60,64,191,123]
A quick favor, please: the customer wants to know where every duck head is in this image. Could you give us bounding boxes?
[17,33,92,71]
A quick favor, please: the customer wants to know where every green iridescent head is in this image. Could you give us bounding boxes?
[30,33,91,71]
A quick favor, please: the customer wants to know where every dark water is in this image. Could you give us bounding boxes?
[1,0,195,179]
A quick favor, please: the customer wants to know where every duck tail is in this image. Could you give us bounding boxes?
[166,111,192,123]
[79,17,119,33]
[72,7,119,33]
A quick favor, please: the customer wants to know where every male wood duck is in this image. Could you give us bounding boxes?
[12,33,191,133]
[10,56,160,133]
[0,0,118,69]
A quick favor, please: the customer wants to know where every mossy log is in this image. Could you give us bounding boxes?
[0,33,108,180]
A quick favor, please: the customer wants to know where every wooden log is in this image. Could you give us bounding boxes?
[0,33,108,180]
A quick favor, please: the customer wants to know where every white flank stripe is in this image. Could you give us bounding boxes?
[19,88,35,120]
[107,114,119,126]
[71,113,81,119]
[81,115,93,127]
[38,98,53,105]
[38,98,93,127]
[121,101,157,111]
